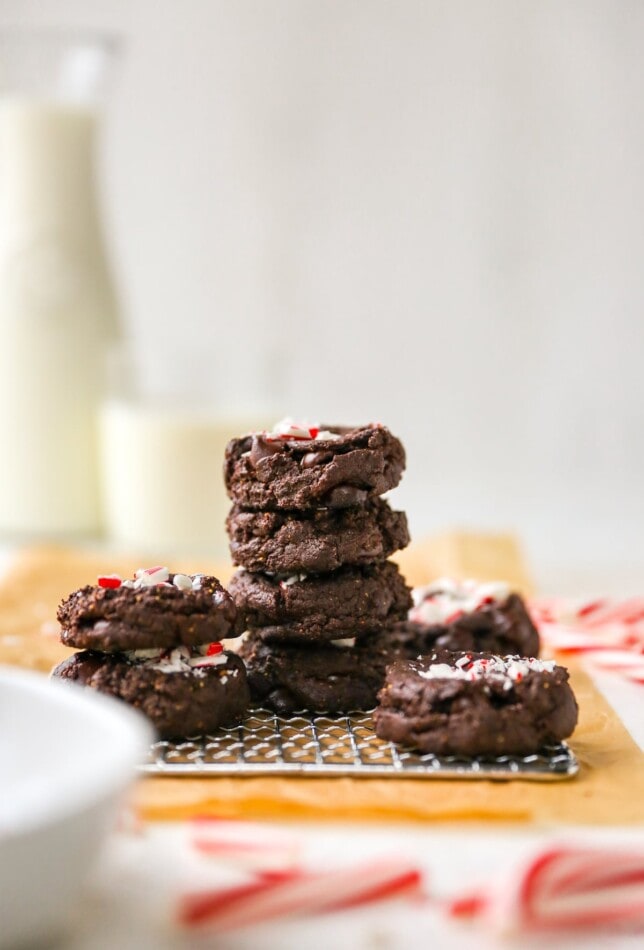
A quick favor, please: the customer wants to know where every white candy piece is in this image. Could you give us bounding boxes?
[189,653,228,668]
[173,573,193,591]
[330,638,357,648]
[280,573,307,587]
[134,566,170,588]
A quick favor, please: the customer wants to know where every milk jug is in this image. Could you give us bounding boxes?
[0,33,119,537]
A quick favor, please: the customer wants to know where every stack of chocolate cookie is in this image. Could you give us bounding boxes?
[225,419,413,713]
[52,565,250,737]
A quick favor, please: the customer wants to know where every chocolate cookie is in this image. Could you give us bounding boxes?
[406,581,540,657]
[374,651,578,756]
[238,626,420,714]
[227,499,409,574]
[52,647,249,738]
[230,560,412,642]
[58,568,237,652]
[224,421,405,510]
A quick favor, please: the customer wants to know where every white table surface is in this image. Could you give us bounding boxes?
[1,547,642,949]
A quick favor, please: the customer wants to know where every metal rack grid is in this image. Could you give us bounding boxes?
[141,708,578,781]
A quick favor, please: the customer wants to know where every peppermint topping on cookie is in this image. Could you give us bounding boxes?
[125,644,229,674]
[418,654,555,689]
[190,642,227,668]
[264,418,341,442]
[410,578,511,625]
[97,568,209,593]
[280,573,308,588]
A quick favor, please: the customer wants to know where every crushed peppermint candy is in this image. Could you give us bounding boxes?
[96,568,209,594]
[264,418,341,442]
[97,574,122,589]
[134,566,170,588]
[125,644,228,674]
[280,573,308,588]
[173,573,193,591]
[410,578,511,625]
[417,654,556,689]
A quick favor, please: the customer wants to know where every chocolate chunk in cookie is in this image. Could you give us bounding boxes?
[58,567,237,652]
[374,650,578,756]
[227,498,409,574]
[229,560,412,643]
[52,647,249,738]
[225,420,405,510]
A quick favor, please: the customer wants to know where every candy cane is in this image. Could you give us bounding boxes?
[178,860,424,932]
[532,596,644,686]
[538,621,635,652]
[517,847,644,931]
[190,818,301,875]
[580,599,644,629]
[446,845,644,933]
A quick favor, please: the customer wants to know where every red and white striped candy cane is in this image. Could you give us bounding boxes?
[532,596,644,685]
[447,845,644,933]
[178,859,425,932]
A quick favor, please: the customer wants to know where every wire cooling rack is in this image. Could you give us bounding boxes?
[141,708,578,781]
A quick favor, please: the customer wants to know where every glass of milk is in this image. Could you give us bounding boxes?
[0,31,121,539]
[99,344,278,558]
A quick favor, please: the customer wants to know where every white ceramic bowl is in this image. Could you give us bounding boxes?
[0,666,153,948]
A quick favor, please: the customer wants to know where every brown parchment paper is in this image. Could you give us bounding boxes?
[1,543,642,826]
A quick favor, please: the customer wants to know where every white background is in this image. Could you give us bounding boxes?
[2,0,643,590]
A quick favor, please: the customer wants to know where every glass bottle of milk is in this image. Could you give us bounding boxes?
[0,32,120,538]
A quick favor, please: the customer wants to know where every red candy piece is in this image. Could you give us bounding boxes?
[445,610,463,624]
[308,427,319,439]
[98,575,121,589]
[207,642,224,656]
